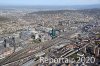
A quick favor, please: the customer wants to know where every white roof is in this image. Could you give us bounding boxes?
[54,44,66,49]
[35,52,45,57]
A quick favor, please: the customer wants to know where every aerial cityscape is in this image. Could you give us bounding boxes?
[0,0,100,66]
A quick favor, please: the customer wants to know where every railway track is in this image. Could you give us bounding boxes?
[0,32,72,66]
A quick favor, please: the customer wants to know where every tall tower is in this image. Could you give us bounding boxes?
[3,38,7,48]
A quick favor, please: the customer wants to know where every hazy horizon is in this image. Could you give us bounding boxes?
[0,4,100,10]
[0,0,100,6]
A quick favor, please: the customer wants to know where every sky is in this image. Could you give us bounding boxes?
[0,0,100,6]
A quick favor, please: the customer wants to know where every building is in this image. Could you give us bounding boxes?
[94,46,100,57]
[35,26,52,33]
[19,30,32,40]
[40,33,52,42]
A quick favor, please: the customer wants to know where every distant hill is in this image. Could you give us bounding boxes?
[27,8,100,15]
[23,8,100,24]
[70,4,100,9]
